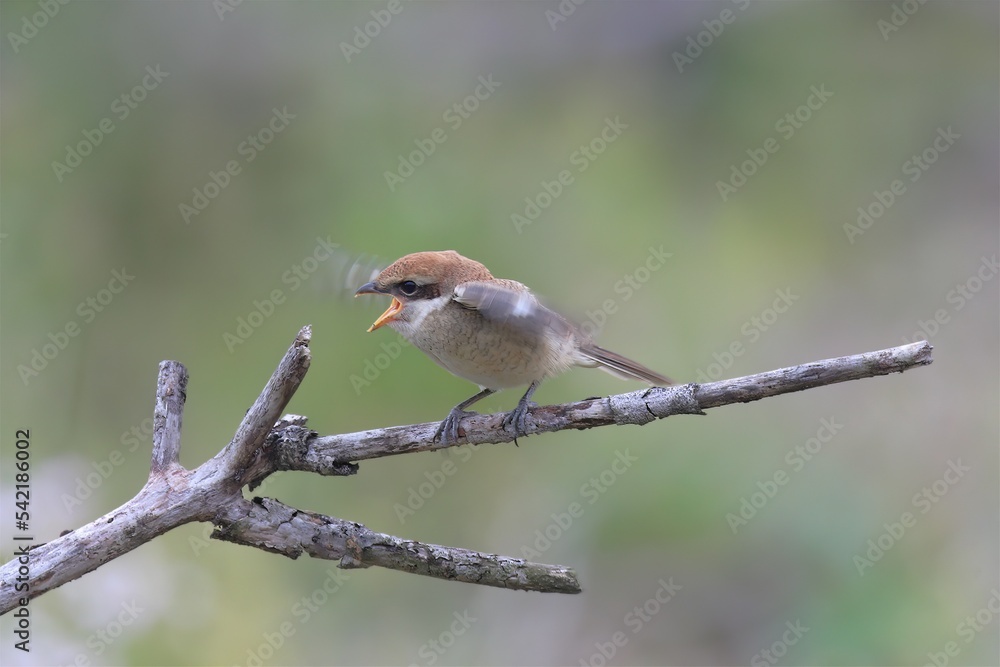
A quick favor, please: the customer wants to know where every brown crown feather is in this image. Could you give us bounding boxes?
[375,250,493,291]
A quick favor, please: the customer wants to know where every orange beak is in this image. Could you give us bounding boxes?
[367,296,402,332]
[355,281,402,332]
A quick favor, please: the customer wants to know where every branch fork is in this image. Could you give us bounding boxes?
[0,326,933,613]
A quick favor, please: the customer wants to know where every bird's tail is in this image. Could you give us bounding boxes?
[576,344,673,386]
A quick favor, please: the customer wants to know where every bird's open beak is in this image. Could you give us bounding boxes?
[355,281,401,332]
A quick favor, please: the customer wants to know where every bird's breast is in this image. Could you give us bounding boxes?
[393,305,575,389]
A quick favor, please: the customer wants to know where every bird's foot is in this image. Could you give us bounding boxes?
[433,406,478,444]
[502,398,538,445]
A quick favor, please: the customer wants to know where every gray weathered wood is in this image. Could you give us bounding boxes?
[292,342,934,465]
[150,361,187,473]
[0,334,932,613]
[213,496,581,594]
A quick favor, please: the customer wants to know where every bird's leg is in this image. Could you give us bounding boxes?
[434,388,496,444]
[502,380,540,444]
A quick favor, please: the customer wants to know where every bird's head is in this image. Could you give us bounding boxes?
[355,250,492,331]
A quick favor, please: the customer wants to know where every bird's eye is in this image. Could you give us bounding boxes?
[399,280,418,296]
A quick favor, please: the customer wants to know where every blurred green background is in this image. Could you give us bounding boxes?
[1,1,997,665]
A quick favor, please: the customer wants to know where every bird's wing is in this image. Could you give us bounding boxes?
[454,279,673,385]
[452,280,573,338]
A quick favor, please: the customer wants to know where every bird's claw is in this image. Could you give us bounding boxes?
[502,399,537,444]
[433,407,477,444]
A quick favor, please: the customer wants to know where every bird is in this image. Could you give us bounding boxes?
[355,250,672,444]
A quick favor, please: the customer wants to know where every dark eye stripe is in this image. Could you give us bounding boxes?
[395,282,440,300]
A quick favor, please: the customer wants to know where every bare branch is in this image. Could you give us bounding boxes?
[214,497,580,594]
[692,340,934,409]
[299,341,934,465]
[265,421,359,485]
[150,361,188,473]
[220,325,312,487]
[0,337,932,614]
[0,327,317,613]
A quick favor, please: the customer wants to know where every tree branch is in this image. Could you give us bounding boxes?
[219,325,312,487]
[213,496,580,594]
[287,341,934,465]
[0,336,932,614]
[150,361,187,473]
